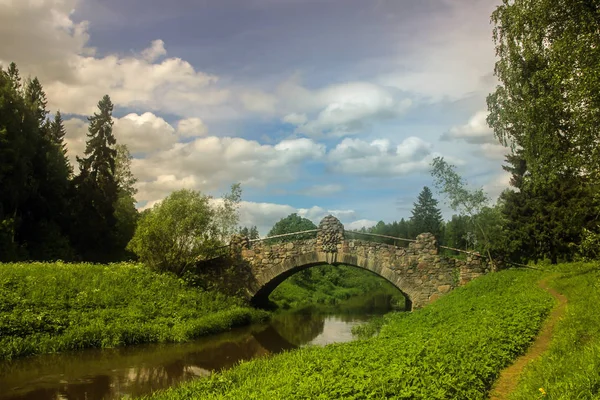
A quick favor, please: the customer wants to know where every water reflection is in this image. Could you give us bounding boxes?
[0,294,397,400]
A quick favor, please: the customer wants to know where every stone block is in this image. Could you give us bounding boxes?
[438,284,451,293]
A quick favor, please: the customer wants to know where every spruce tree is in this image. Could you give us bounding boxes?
[409,186,443,238]
[72,95,119,261]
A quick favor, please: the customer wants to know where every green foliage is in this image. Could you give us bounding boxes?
[266,213,317,243]
[487,0,600,185]
[70,95,120,261]
[512,262,600,399]
[0,262,268,360]
[128,185,240,275]
[500,152,599,264]
[0,63,73,261]
[431,157,505,264]
[269,265,405,310]
[143,269,553,400]
[128,189,220,276]
[238,226,259,239]
[577,228,600,261]
[409,186,443,239]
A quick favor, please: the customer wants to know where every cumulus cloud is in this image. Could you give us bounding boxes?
[328,137,435,176]
[176,117,208,138]
[0,0,228,118]
[131,136,325,205]
[442,111,496,144]
[296,82,411,136]
[480,143,508,160]
[242,80,412,137]
[141,39,167,62]
[483,171,512,202]
[65,113,203,157]
[345,219,378,231]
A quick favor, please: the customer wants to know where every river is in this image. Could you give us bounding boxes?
[0,294,400,400]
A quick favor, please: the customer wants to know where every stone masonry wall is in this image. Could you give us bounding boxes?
[232,216,491,309]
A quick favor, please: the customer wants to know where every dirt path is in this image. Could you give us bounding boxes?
[488,278,568,400]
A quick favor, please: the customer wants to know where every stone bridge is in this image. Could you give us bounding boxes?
[208,215,491,310]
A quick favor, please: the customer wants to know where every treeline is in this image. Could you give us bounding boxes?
[0,63,138,262]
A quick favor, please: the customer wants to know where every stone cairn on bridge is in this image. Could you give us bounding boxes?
[316,215,344,263]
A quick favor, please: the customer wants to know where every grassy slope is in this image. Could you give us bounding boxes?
[512,262,600,399]
[0,262,269,360]
[269,265,405,309]
[143,268,554,400]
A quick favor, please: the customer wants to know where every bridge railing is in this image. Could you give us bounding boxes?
[344,230,416,247]
[249,229,319,246]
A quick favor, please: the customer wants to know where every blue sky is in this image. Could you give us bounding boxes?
[0,0,511,235]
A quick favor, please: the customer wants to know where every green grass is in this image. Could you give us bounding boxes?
[142,268,554,399]
[269,264,405,310]
[0,262,269,360]
[511,262,600,399]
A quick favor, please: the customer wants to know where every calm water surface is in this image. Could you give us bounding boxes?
[0,297,398,400]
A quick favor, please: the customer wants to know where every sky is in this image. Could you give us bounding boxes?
[0,0,511,236]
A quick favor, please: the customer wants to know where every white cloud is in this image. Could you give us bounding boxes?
[113,113,177,154]
[0,0,228,118]
[345,219,378,231]
[443,111,495,144]
[480,143,508,160]
[483,171,512,202]
[141,39,167,62]
[244,80,412,137]
[131,136,325,205]
[65,113,201,156]
[64,117,88,165]
[328,137,435,176]
[282,113,308,125]
[296,82,411,136]
[176,117,208,138]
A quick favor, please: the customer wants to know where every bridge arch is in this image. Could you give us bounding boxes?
[249,252,414,310]
[222,215,491,310]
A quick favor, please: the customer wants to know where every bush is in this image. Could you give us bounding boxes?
[128,185,240,276]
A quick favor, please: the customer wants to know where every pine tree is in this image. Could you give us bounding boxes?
[7,62,21,92]
[49,111,72,174]
[409,186,443,238]
[71,95,119,261]
[24,77,49,128]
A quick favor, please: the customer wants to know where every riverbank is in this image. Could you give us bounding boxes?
[142,268,556,399]
[0,262,269,360]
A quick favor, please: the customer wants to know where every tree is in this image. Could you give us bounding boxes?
[213,183,242,242]
[0,65,73,260]
[430,157,498,265]
[487,0,600,185]
[239,225,260,239]
[267,213,317,243]
[409,186,443,239]
[114,144,137,198]
[500,152,597,264]
[49,111,72,175]
[71,95,119,261]
[128,188,239,275]
[444,215,472,251]
[112,144,139,258]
